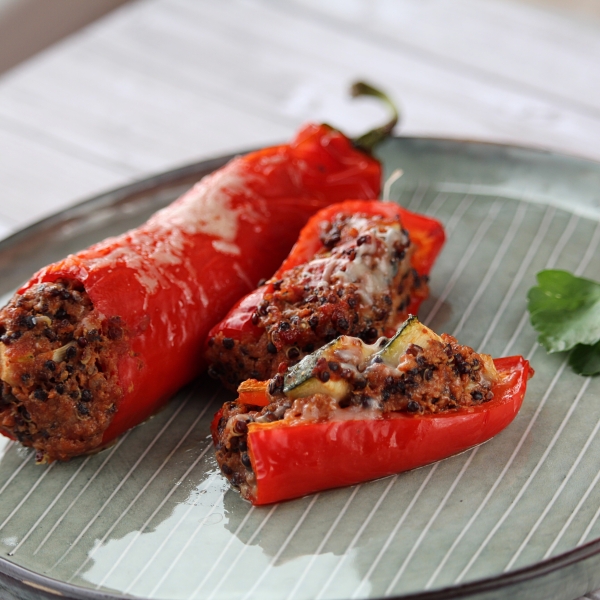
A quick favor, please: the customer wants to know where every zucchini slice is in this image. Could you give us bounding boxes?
[377,315,442,366]
[283,336,356,400]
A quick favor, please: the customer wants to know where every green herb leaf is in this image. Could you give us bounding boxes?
[569,341,600,376]
[527,270,600,353]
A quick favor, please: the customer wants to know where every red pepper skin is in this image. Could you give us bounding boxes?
[15,124,381,451]
[239,356,531,505]
[209,200,445,340]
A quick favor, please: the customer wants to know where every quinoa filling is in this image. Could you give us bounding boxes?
[0,280,124,462]
[208,212,428,390]
[213,332,498,499]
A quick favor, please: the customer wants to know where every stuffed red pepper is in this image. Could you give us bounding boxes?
[206,201,445,390]
[0,98,389,462]
[212,316,533,505]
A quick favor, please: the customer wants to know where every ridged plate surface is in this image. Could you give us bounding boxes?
[0,138,600,600]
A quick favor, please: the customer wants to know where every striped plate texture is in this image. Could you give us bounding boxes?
[0,138,600,600]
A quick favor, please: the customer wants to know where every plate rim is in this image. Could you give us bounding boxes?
[1,136,600,600]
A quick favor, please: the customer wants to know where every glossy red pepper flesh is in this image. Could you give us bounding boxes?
[13,124,381,451]
[214,355,532,505]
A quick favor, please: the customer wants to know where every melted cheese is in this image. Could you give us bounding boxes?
[299,216,408,305]
[80,161,261,297]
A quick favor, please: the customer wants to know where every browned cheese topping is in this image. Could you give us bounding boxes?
[207,212,428,390]
[0,280,124,462]
[213,331,498,496]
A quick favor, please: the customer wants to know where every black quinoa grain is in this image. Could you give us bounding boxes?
[221,463,233,476]
[356,234,371,246]
[234,419,248,434]
[360,327,378,344]
[471,390,483,401]
[65,345,77,360]
[321,227,341,248]
[43,328,57,342]
[33,389,48,401]
[222,337,235,350]
[407,400,420,413]
[328,361,340,372]
[20,373,30,383]
[318,370,330,382]
[287,347,300,360]
[55,308,68,320]
[77,402,89,416]
[241,452,252,469]
[267,342,277,354]
[23,316,37,330]
[56,384,65,395]
[81,389,93,402]
[354,377,367,390]
[44,360,56,372]
[279,321,290,331]
[336,316,349,331]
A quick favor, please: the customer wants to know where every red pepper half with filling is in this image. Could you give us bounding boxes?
[0,83,393,462]
[212,316,533,505]
[206,200,445,390]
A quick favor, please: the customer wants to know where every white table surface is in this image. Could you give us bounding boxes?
[0,0,599,598]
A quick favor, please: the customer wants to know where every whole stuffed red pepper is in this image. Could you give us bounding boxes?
[212,316,533,505]
[206,200,445,389]
[0,83,395,462]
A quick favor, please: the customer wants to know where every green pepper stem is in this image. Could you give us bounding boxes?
[350,82,400,154]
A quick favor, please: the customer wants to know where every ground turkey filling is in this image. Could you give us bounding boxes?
[0,280,124,462]
[213,333,498,500]
[207,212,428,390]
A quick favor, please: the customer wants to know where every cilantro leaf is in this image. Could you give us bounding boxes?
[569,341,600,376]
[527,270,600,353]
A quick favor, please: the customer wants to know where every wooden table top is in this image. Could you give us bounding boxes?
[0,1,599,598]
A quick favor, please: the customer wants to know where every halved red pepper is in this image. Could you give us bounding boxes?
[212,356,532,505]
[0,91,391,460]
[208,200,445,342]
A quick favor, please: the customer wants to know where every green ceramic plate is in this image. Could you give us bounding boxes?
[1,138,600,600]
